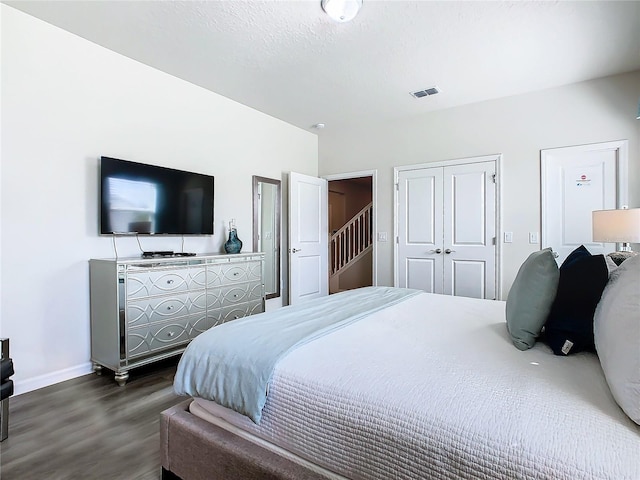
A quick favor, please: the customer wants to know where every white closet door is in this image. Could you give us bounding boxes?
[395,157,498,300]
[442,162,496,299]
[397,168,444,293]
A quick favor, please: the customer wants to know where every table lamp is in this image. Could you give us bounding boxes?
[592,207,640,265]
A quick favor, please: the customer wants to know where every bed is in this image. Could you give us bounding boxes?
[161,255,640,480]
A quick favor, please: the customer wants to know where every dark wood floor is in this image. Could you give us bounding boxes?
[0,358,184,480]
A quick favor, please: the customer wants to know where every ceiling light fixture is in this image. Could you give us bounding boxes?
[321,0,363,23]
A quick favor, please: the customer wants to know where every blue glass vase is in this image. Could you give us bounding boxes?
[224,228,242,254]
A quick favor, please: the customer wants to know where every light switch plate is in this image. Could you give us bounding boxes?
[504,232,513,243]
[377,232,387,242]
[529,232,539,244]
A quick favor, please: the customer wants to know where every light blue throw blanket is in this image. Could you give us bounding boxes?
[174,286,420,423]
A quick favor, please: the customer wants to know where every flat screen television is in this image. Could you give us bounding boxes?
[100,156,214,235]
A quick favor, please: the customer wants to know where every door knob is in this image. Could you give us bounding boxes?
[428,248,442,254]
[291,248,302,253]
[445,248,456,254]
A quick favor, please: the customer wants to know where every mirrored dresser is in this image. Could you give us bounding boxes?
[89,253,264,385]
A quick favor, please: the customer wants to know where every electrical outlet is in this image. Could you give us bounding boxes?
[529,232,539,244]
[504,232,513,243]
[377,232,388,242]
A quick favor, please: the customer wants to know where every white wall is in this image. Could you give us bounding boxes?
[319,70,640,297]
[0,6,318,394]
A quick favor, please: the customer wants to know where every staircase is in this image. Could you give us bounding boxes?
[330,202,373,292]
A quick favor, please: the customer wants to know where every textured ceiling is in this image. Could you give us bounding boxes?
[7,0,640,132]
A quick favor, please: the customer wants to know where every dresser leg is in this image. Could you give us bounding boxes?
[114,371,129,386]
[92,363,103,375]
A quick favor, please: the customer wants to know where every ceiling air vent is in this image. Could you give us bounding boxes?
[410,86,440,98]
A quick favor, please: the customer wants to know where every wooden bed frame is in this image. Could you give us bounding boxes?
[160,399,331,480]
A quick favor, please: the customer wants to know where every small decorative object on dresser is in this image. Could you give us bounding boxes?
[89,253,264,386]
[224,219,243,254]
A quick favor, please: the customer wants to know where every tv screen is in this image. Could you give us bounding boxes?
[100,157,214,235]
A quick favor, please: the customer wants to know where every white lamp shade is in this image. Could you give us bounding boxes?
[321,0,362,22]
[592,208,640,243]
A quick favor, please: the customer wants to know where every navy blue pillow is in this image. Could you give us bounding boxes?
[561,244,590,269]
[543,245,608,356]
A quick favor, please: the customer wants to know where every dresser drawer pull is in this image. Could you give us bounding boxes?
[167,279,174,284]
[167,331,175,338]
[166,306,173,311]
[233,294,239,298]
[233,272,239,276]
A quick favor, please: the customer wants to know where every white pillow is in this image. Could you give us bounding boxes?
[594,254,640,424]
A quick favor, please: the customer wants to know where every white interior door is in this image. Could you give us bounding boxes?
[542,141,628,264]
[289,172,328,304]
[395,156,498,300]
[443,162,496,299]
[397,168,444,293]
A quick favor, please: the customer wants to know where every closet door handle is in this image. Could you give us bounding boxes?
[428,248,442,254]
[445,249,455,254]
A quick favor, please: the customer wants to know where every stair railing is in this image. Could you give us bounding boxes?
[330,202,373,276]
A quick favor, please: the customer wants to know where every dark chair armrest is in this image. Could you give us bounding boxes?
[1,359,14,382]
[0,379,13,401]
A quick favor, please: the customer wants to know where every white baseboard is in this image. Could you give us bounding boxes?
[14,362,94,396]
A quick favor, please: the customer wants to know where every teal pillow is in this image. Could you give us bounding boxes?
[506,248,560,350]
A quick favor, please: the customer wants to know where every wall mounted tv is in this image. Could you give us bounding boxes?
[100,156,214,235]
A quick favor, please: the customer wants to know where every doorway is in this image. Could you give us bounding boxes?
[324,171,376,294]
[541,140,628,264]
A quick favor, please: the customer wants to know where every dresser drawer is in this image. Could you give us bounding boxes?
[207,281,263,309]
[207,261,262,287]
[127,315,195,358]
[127,291,207,327]
[126,267,206,300]
[210,299,265,327]
[189,313,213,337]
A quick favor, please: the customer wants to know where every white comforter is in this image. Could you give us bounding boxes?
[191,292,640,480]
